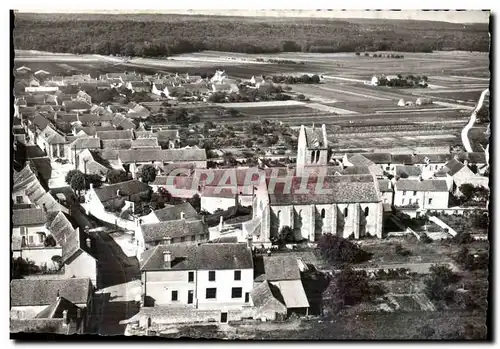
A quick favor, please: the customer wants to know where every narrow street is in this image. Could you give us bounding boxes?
[69,198,141,336]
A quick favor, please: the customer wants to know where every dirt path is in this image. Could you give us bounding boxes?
[461,88,489,152]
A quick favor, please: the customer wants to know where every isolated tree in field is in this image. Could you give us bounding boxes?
[139,165,157,184]
[106,169,129,184]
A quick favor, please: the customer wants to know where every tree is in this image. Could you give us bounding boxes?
[106,169,129,184]
[271,226,294,249]
[85,174,103,189]
[69,171,86,196]
[188,194,201,213]
[138,165,157,184]
[424,264,459,301]
[51,255,63,270]
[228,108,240,117]
[317,234,372,264]
[44,234,57,247]
[65,169,80,186]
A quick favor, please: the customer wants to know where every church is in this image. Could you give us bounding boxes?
[250,124,384,244]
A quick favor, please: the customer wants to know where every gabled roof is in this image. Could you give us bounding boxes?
[62,100,92,111]
[154,129,179,142]
[395,165,422,178]
[10,278,92,306]
[347,154,376,168]
[12,208,46,227]
[153,202,199,222]
[101,139,132,150]
[377,179,392,192]
[39,126,67,144]
[29,157,52,182]
[140,219,207,243]
[140,243,253,271]
[455,152,487,164]
[131,138,159,149]
[47,211,76,247]
[254,255,301,282]
[304,126,327,148]
[394,179,448,192]
[32,113,51,130]
[93,180,151,203]
[359,152,393,163]
[438,159,465,176]
[96,129,134,140]
[70,137,101,149]
[35,296,80,319]
[117,149,207,163]
[268,175,380,205]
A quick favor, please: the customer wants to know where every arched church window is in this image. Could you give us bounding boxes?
[344,207,348,218]
[315,150,320,163]
[311,151,315,163]
[321,208,326,219]
[364,207,369,217]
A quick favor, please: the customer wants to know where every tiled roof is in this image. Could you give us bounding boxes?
[35,296,80,320]
[93,180,151,203]
[54,112,78,123]
[140,243,253,271]
[360,152,393,163]
[395,179,448,192]
[47,211,76,247]
[40,126,66,144]
[112,114,136,130]
[251,281,287,312]
[201,186,237,198]
[140,219,207,243]
[12,208,46,226]
[438,159,464,176]
[101,139,132,150]
[117,149,206,163]
[154,129,179,142]
[96,129,134,140]
[62,100,92,111]
[10,278,92,306]
[377,179,392,192]
[29,157,52,182]
[304,127,327,148]
[254,255,301,282]
[134,130,154,139]
[32,113,51,130]
[70,137,101,149]
[153,202,199,222]
[455,152,487,164]
[77,114,100,124]
[347,154,376,167]
[395,165,422,177]
[131,138,159,149]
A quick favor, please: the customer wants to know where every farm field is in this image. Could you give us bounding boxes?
[14,49,489,153]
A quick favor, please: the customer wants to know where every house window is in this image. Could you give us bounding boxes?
[52,145,58,158]
[416,199,420,205]
[403,191,407,196]
[364,207,369,217]
[16,196,23,204]
[321,208,326,219]
[180,236,185,243]
[38,233,45,244]
[171,290,178,301]
[402,199,405,205]
[59,144,65,158]
[188,271,194,283]
[245,293,250,303]
[191,235,195,241]
[234,270,241,281]
[208,271,216,281]
[231,287,243,299]
[344,207,348,217]
[28,235,34,244]
[413,191,417,196]
[409,199,412,205]
[206,288,217,299]
[428,198,433,205]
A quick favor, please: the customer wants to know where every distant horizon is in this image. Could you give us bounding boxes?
[14,9,490,24]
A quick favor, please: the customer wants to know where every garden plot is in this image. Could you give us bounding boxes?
[217,100,305,108]
[304,103,358,115]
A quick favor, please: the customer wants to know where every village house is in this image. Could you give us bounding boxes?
[393,179,449,217]
[126,81,152,94]
[66,136,101,165]
[377,179,394,206]
[36,125,67,159]
[130,138,160,149]
[75,148,110,178]
[146,202,200,223]
[10,296,86,335]
[394,165,423,179]
[10,278,94,330]
[200,187,239,214]
[139,243,253,312]
[343,153,384,178]
[153,129,180,149]
[62,100,93,113]
[135,218,209,259]
[83,180,152,231]
[435,158,489,195]
[76,91,92,104]
[150,176,198,199]
[11,208,52,260]
[254,255,310,316]
[13,165,66,213]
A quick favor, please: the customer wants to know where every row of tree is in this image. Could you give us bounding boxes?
[270,74,321,84]
[14,15,490,57]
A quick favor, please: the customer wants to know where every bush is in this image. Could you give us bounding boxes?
[317,234,372,264]
[420,233,433,244]
[355,52,361,56]
[424,264,460,301]
[394,243,412,256]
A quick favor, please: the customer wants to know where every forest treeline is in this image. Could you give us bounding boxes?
[13,14,490,57]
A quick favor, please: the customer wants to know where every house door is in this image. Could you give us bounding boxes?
[220,312,228,323]
[245,293,250,303]
[187,290,194,304]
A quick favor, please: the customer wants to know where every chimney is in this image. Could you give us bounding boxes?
[180,211,185,220]
[62,310,68,325]
[86,238,91,249]
[246,235,253,250]
[162,236,172,245]
[163,250,172,269]
[89,183,93,190]
[218,216,224,232]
